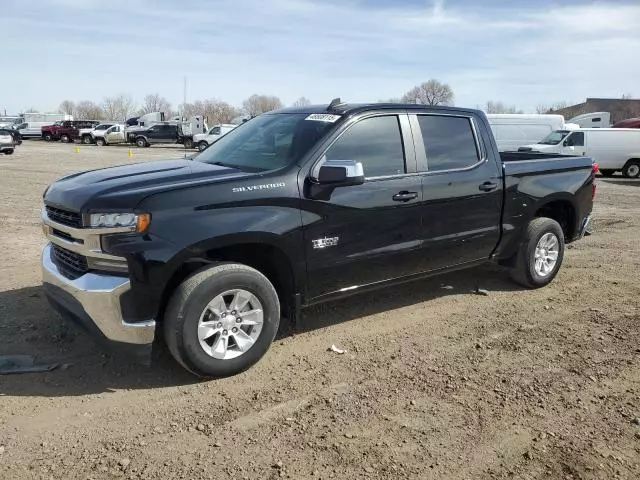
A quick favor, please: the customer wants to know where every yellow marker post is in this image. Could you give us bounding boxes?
[128,149,134,158]
[75,146,80,153]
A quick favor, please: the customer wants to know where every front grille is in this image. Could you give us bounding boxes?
[46,206,82,228]
[51,244,88,280]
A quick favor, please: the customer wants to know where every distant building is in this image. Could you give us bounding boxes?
[550,98,640,125]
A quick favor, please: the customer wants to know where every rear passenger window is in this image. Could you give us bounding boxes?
[418,115,480,172]
[326,116,405,178]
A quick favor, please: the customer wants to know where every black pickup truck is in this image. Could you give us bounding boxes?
[41,101,595,377]
[127,123,187,148]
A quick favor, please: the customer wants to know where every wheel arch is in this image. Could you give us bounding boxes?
[156,235,300,325]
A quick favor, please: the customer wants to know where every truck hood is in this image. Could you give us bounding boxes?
[520,143,558,152]
[44,159,250,212]
[193,133,208,142]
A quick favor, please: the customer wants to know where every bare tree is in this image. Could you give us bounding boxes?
[58,100,75,116]
[485,101,523,114]
[76,100,105,120]
[401,79,454,106]
[24,107,39,113]
[139,93,172,116]
[242,94,283,116]
[180,99,240,124]
[292,97,311,107]
[536,101,570,114]
[103,94,136,122]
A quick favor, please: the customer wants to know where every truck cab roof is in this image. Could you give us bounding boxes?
[273,103,480,117]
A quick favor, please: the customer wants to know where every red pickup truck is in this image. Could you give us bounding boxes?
[42,120,99,142]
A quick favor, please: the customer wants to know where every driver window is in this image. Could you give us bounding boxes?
[566,132,584,147]
[325,116,405,178]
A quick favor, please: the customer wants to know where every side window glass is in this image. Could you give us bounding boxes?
[325,116,405,178]
[571,132,584,147]
[417,115,480,172]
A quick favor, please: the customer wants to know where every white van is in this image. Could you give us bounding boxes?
[521,128,640,178]
[567,112,611,128]
[486,114,567,152]
[193,124,236,151]
[16,122,50,139]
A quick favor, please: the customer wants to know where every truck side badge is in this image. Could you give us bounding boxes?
[312,237,339,249]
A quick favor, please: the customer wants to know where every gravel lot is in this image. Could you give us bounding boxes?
[0,141,639,480]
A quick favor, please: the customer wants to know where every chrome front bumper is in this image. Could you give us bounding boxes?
[42,243,156,345]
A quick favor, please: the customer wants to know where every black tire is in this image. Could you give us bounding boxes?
[509,217,565,289]
[4,149,14,155]
[43,133,53,142]
[60,134,70,143]
[164,263,280,378]
[82,135,93,144]
[95,137,106,146]
[135,137,147,148]
[183,138,194,149]
[599,169,615,177]
[621,160,640,178]
[198,141,209,152]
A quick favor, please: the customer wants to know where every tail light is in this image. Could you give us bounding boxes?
[592,163,598,199]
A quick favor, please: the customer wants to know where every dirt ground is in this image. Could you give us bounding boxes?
[0,141,638,480]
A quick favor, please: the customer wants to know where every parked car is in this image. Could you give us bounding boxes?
[486,114,568,152]
[78,123,115,144]
[520,128,640,178]
[41,101,595,377]
[93,124,126,146]
[612,118,640,129]
[0,128,16,154]
[193,124,236,151]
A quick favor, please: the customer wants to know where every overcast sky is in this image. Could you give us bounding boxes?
[2,0,639,114]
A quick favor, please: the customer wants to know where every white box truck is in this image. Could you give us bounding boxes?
[520,128,640,178]
[486,114,567,152]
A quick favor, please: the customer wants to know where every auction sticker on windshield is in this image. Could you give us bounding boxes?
[305,114,341,123]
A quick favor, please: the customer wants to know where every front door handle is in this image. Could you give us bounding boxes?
[392,191,418,202]
[479,181,498,192]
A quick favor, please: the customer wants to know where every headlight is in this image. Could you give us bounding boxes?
[89,212,151,232]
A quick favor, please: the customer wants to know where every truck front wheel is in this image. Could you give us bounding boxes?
[43,133,53,142]
[198,141,209,152]
[509,217,565,289]
[60,134,70,143]
[136,137,148,148]
[164,263,281,377]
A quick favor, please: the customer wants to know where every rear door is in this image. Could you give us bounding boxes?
[159,125,177,143]
[411,112,503,272]
[302,112,424,299]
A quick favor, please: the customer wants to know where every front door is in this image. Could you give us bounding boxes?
[106,126,125,144]
[560,131,586,156]
[411,113,503,272]
[302,113,424,300]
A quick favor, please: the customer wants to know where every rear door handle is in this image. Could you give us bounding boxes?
[392,191,418,202]
[479,181,498,192]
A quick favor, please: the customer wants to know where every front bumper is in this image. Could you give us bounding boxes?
[0,142,14,151]
[42,243,156,346]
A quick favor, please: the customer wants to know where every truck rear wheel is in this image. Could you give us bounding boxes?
[509,217,565,289]
[183,138,194,149]
[198,141,209,152]
[43,133,53,142]
[622,160,640,178]
[82,135,93,144]
[60,134,70,143]
[164,263,280,378]
[95,137,106,146]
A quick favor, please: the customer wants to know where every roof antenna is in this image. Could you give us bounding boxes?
[327,98,346,111]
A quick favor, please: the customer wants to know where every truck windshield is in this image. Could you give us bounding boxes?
[196,113,337,172]
[538,130,571,145]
